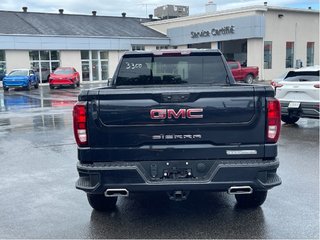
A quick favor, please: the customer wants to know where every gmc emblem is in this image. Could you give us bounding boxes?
[150,109,203,119]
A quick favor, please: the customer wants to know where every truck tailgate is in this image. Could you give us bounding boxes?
[84,85,269,161]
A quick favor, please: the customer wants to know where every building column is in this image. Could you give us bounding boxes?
[5,50,29,73]
[108,51,125,79]
[60,51,82,81]
[247,38,264,81]
[211,42,218,49]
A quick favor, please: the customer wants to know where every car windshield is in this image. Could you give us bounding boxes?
[285,70,319,79]
[9,70,28,76]
[283,75,320,82]
[116,53,228,86]
[54,69,74,75]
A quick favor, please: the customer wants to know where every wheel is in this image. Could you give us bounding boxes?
[34,82,39,89]
[281,115,299,124]
[245,74,254,84]
[76,82,80,87]
[235,190,267,208]
[71,83,76,89]
[3,86,9,91]
[87,194,117,211]
[49,85,54,90]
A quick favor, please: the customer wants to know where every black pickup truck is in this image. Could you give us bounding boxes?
[74,49,281,211]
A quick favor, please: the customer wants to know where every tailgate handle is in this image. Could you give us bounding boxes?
[162,94,190,102]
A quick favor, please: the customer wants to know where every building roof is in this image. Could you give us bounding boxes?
[0,10,167,38]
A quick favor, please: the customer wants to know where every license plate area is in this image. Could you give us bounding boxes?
[288,102,301,108]
[143,160,215,181]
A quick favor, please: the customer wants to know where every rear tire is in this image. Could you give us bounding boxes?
[245,74,254,84]
[34,82,39,89]
[3,86,9,91]
[71,83,76,89]
[235,190,267,208]
[49,85,54,90]
[87,194,117,211]
[281,115,299,124]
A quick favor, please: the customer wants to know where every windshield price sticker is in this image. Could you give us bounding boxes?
[125,62,143,70]
[288,102,300,108]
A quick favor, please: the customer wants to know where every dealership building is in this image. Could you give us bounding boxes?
[0,4,319,83]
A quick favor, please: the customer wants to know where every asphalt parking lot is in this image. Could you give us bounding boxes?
[0,85,319,239]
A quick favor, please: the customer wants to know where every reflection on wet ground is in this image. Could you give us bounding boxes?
[0,86,82,134]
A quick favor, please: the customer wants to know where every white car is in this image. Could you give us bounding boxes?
[275,66,319,124]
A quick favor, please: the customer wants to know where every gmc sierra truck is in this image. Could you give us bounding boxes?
[74,49,281,211]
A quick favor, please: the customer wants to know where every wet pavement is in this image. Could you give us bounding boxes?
[0,85,319,239]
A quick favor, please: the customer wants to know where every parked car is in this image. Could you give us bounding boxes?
[227,61,259,84]
[2,69,39,91]
[271,66,320,92]
[275,66,320,124]
[49,67,80,89]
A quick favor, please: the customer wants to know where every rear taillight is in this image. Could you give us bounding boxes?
[73,102,88,146]
[266,98,281,143]
[271,81,283,88]
[314,83,320,88]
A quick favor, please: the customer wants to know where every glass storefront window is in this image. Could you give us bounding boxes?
[29,50,60,83]
[51,51,60,61]
[285,42,294,68]
[0,50,7,79]
[92,60,99,81]
[29,51,39,61]
[0,50,6,77]
[264,41,272,69]
[0,50,5,61]
[101,61,108,80]
[132,45,145,51]
[40,50,50,60]
[81,61,90,81]
[307,42,314,66]
[100,51,108,60]
[81,50,89,60]
[81,50,109,81]
[92,51,98,60]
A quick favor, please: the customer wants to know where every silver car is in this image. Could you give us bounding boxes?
[275,66,319,124]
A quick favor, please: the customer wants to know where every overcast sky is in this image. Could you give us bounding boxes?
[0,0,319,17]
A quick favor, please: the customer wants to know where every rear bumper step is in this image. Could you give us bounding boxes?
[76,158,281,194]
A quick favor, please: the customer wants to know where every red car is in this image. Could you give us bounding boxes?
[227,61,259,84]
[49,67,80,89]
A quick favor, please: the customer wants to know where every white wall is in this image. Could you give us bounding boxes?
[108,51,125,78]
[247,38,264,80]
[5,50,30,73]
[211,42,218,49]
[264,10,319,80]
[60,51,82,80]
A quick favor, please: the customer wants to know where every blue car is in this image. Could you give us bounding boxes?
[3,69,39,91]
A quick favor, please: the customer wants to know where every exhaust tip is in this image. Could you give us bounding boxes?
[228,186,253,195]
[105,188,129,197]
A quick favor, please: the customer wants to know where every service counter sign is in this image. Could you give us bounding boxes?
[168,15,265,45]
